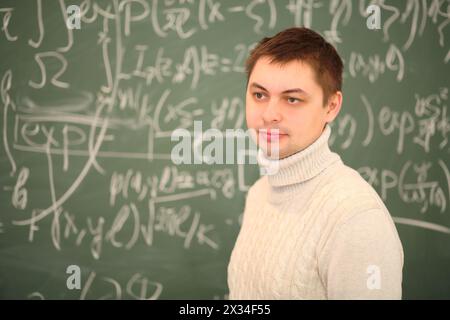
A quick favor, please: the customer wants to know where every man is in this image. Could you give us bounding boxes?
[227,27,404,299]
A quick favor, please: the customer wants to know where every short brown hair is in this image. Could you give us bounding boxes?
[245,27,343,106]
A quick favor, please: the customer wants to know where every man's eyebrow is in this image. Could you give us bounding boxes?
[249,83,269,91]
[249,82,309,95]
[282,88,308,95]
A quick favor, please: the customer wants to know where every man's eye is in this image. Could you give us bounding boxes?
[253,92,265,100]
[287,97,300,104]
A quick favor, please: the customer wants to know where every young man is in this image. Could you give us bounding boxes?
[227,27,404,299]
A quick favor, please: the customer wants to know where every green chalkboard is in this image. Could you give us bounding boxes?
[0,0,449,299]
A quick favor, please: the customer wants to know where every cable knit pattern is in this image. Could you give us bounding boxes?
[227,124,404,299]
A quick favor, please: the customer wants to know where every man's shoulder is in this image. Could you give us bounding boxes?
[316,164,401,257]
[329,162,378,194]
[323,162,387,214]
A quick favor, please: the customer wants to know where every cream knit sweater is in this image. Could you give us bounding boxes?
[227,124,404,299]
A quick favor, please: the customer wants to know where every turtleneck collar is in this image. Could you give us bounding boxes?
[256,123,342,188]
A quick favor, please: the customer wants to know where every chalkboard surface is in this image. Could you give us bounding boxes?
[0,0,449,299]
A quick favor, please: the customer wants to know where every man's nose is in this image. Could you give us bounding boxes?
[262,99,282,123]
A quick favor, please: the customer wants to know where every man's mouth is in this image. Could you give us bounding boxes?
[258,129,288,143]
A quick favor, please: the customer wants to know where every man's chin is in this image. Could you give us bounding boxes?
[259,146,286,160]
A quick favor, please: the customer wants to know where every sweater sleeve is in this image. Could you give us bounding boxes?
[318,209,404,300]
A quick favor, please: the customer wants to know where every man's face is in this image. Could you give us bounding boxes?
[246,56,337,159]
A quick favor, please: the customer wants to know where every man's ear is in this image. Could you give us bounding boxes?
[325,91,343,122]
